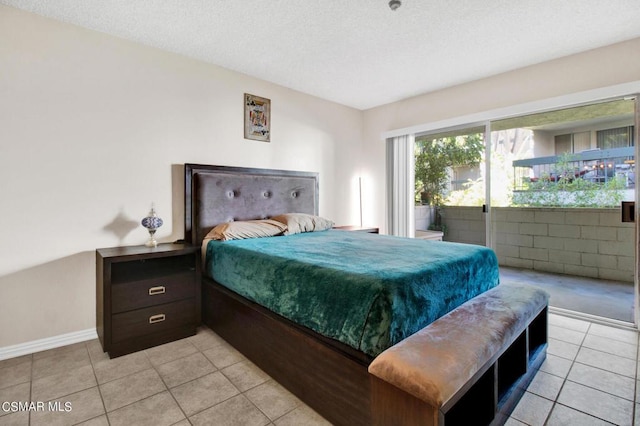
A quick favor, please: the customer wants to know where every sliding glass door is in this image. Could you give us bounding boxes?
[414,97,638,324]
[489,98,637,323]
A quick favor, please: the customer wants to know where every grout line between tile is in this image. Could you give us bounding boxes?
[563,369,636,402]
[87,340,110,426]
[153,348,243,422]
[183,392,239,420]
[243,389,275,424]
[550,401,618,425]
[101,388,168,416]
[152,355,190,425]
[542,320,591,425]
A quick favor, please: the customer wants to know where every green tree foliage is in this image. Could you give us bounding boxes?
[414,133,484,205]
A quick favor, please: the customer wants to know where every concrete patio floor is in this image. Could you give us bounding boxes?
[499,266,636,324]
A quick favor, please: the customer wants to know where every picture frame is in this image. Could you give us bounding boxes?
[244,93,271,142]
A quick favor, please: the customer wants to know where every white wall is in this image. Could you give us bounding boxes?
[362,37,640,233]
[532,130,555,156]
[0,5,364,349]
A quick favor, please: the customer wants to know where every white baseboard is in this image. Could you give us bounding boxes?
[0,328,98,361]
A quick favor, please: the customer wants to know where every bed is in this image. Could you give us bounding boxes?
[184,164,546,425]
[203,230,499,358]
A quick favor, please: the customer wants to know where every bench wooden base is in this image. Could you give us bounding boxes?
[369,283,548,426]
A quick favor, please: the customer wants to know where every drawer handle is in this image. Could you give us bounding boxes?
[148,286,166,296]
[149,314,166,324]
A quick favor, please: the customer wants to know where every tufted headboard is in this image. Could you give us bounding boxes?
[184,164,319,245]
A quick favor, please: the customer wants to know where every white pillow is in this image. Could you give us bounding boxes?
[270,213,334,235]
[205,219,287,241]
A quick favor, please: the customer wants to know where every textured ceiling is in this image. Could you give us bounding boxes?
[3,0,640,110]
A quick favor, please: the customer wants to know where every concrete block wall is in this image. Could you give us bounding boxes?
[415,205,434,231]
[438,206,635,283]
[440,206,486,245]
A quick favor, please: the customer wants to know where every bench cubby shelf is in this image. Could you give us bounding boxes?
[444,307,548,426]
[369,283,548,426]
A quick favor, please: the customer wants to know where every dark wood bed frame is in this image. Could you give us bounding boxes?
[184,163,547,426]
[184,163,373,425]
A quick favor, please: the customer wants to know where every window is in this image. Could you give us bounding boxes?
[555,134,572,154]
[597,126,635,149]
[554,132,591,154]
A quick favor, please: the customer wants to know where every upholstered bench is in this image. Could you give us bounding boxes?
[369,282,549,426]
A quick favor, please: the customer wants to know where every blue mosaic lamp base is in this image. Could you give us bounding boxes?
[141,205,164,247]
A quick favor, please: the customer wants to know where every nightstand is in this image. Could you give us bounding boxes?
[415,230,444,241]
[333,225,379,234]
[96,243,201,358]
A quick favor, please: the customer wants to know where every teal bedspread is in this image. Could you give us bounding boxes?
[205,230,499,357]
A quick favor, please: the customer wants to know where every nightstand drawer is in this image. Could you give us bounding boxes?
[97,243,200,357]
[111,299,196,343]
[111,272,196,313]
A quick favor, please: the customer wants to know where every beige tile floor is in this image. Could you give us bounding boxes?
[0,327,329,426]
[0,314,638,425]
[507,313,639,426]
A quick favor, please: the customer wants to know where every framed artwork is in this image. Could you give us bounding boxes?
[244,93,271,142]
